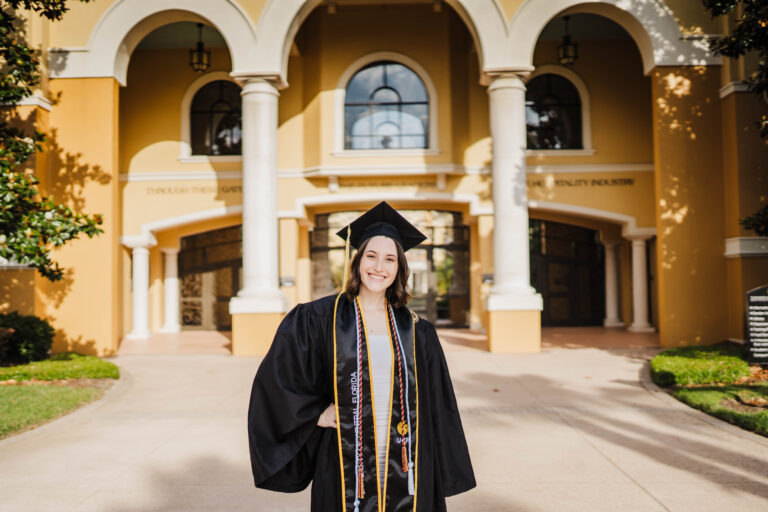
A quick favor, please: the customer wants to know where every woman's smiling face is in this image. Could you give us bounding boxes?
[359,235,398,294]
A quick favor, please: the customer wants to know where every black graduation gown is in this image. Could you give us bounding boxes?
[248,294,475,511]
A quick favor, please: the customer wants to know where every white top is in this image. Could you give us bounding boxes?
[368,334,393,491]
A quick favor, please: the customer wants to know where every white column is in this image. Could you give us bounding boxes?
[230,77,287,314]
[628,237,655,332]
[486,73,542,311]
[126,246,152,339]
[160,248,181,333]
[603,241,623,327]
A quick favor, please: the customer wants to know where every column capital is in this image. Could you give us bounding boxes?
[121,234,157,250]
[231,73,282,96]
[160,247,180,255]
[485,68,533,92]
[626,234,653,243]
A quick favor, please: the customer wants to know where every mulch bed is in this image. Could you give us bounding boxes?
[716,365,768,413]
[721,397,768,413]
[734,365,768,385]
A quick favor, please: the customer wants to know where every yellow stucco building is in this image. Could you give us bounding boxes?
[2,0,767,356]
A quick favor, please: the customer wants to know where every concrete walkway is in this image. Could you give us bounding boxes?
[2,342,768,511]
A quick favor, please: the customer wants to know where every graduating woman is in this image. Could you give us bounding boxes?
[248,202,475,512]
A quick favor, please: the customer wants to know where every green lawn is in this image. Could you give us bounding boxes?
[0,352,119,439]
[0,352,119,381]
[650,343,750,387]
[673,384,768,436]
[651,342,768,437]
[0,385,103,438]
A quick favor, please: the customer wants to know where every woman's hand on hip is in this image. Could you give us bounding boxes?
[317,403,337,428]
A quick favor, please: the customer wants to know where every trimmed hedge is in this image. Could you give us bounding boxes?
[0,312,54,365]
[650,343,751,387]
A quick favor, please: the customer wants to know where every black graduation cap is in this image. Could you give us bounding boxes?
[336,201,426,251]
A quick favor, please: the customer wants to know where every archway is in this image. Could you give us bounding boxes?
[50,0,258,85]
[507,0,716,74]
[252,0,509,81]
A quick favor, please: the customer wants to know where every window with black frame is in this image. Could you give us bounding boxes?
[344,61,429,150]
[190,80,242,155]
[525,74,582,150]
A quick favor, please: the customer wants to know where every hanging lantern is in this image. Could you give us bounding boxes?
[557,16,578,67]
[189,23,211,73]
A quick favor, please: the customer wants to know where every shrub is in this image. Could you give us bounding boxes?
[0,312,55,365]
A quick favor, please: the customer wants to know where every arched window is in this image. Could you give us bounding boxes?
[344,61,429,150]
[190,80,242,155]
[525,74,582,150]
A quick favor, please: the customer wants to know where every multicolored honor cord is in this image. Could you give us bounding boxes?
[353,298,364,511]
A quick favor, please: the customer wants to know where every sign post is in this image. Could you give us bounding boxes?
[746,285,768,365]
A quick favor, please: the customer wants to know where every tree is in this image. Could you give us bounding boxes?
[0,0,101,281]
[703,0,768,138]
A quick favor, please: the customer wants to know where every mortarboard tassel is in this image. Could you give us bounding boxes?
[342,225,351,290]
[402,444,408,473]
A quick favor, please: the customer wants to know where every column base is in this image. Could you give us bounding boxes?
[603,318,625,328]
[125,330,152,340]
[158,325,181,333]
[487,309,541,353]
[487,292,543,311]
[628,324,656,333]
[230,290,289,314]
[232,312,285,356]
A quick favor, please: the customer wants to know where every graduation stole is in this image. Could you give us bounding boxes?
[333,293,419,512]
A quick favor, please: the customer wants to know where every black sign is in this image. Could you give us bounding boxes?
[746,285,768,364]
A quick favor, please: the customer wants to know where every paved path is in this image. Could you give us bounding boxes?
[2,345,768,511]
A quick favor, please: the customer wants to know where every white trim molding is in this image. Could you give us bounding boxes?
[526,149,596,157]
[527,163,653,174]
[0,257,32,270]
[49,0,259,85]
[720,81,751,99]
[507,0,719,75]
[121,192,492,241]
[120,170,243,182]
[177,155,242,164]
[123,205,243,247]
[282,163,462,179]
[526,64,594,152]
[333,51,440,156]
[118,162,655,182]
[528,200,656,238]
[331,148,441,158]
[122,195,656,242]
[725,237,768,258]
[179,71,241,159]
[14,95,53,111]
[279,191,493,220]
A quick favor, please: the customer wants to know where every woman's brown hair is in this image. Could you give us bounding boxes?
[344,236,411,308]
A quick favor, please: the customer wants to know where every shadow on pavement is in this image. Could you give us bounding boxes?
[454,367,768,503]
